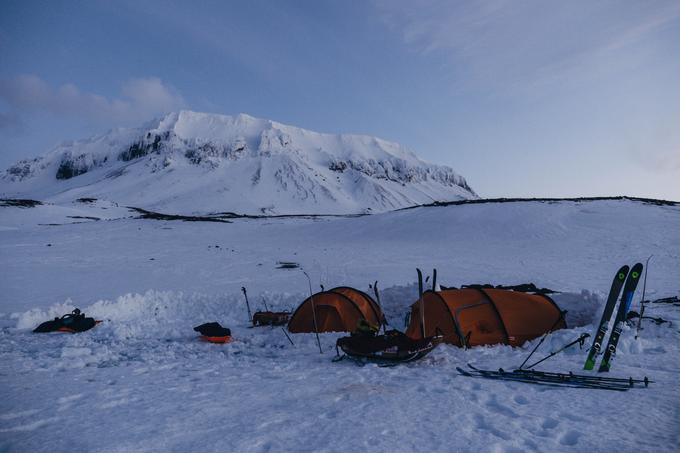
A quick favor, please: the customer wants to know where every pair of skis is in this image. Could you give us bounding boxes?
[458,364,649,391]
[583,263,643,372]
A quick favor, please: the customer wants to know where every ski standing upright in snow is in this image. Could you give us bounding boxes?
[598,262,644,372]
[583,265,629,370]
[416,268,425,337]
[635,255,653,339]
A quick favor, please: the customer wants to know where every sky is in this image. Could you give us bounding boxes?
[1,0,679,200]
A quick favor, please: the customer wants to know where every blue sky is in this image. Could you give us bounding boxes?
[1,0,679,199]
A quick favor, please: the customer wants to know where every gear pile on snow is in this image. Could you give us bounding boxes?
[241,287,291,327]
[33,308,100,333]
[252,311,291,326]
[456,282,558,294]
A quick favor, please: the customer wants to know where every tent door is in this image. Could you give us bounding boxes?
[315,305,344,332]
[455,302,506,346]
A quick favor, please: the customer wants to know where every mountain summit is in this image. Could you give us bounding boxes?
[1,110,476,214]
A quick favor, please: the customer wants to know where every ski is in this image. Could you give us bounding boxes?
[583,265,629,370]
[635,256,653,339]
[416,268,425,337]
[459,365,629,391]
[650,296,679,305]
[467,364,631,391]
[432,268,437,291]
[598,262,644,372]
[472,364,649,387]
[513,369,650,387]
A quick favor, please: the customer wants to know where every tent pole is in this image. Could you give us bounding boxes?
[303,271,323,354]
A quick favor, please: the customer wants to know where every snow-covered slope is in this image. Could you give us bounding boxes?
[1,198,679,452]
[0,111,476,214]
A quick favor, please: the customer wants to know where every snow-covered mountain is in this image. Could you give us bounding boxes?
[0,110,476,214]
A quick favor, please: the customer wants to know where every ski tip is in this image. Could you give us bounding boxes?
[616,265,630,280]
[628,263,644,281]
[456,366,471,376]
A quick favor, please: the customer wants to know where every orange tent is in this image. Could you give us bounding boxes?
[405,288,565,347]
[288,287,383,333]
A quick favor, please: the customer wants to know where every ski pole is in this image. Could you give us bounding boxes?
[524,333,590,369]
[635,255,653,339]
[241,287,252,322]
[518,310,567,370]
[262,297,270,312]
[303,271,323,354]
[281,328,295,346]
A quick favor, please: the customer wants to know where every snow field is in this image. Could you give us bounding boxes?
[1,198,679,451]
[1,198,678,313]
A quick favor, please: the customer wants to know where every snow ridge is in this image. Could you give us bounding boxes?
[1,110,476,214]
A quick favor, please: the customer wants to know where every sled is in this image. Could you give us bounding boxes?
[194,322,232,344]
[335,330,443,365]
[198,335,233,344]
[33,309,101,333]
[252,311,291,327]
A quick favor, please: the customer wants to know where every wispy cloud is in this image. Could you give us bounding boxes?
[0,75,186,129]
[654,149,680,172]
[630,120,680,173]
[375,0,680,90]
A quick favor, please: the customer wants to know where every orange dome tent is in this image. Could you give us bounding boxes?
[405,288,565,347]
[288,287,383,333]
